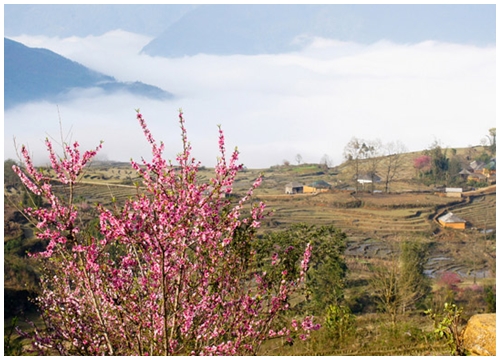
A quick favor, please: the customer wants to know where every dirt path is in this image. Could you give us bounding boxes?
[463,184,496,196]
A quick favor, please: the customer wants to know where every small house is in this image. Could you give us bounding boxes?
[445,188,463,198]
[285,182,303,194]
[468,173,487,183]
[310,180,332,190]
[458,169,472,181]
[469,160,486,173]
[438,212,466,230]
[303,180,332,193]
[357,173,381,184]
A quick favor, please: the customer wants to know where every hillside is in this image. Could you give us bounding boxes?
[4,145,496,355]
[4,38,173,109]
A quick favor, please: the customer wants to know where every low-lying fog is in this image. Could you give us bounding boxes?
[5,31,495,169]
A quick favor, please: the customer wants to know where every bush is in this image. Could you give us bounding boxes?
[324,304,356,344]
[13,110,319,355]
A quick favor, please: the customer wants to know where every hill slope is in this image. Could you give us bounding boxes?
[4,38,173,109]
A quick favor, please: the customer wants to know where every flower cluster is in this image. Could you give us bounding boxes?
[14,110,316,355]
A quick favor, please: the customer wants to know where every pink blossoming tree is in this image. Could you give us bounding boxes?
[13,110,317,355]
[413,154,432,174]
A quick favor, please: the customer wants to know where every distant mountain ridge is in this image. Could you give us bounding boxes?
[141,4,496,58]
[141,5,323,57]
[4,5,495,60]
[4,38,172,109]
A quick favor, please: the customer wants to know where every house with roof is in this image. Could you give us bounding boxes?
[438,212,467,229]
[445,188,463,198]
[467,172,488,183]
[469,160,486,174]
[458,168,472,181]
[285,182,304,194]
[303,180,332,193]
[357,172,381,184]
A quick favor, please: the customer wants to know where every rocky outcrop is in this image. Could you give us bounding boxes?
[462,314,496,356]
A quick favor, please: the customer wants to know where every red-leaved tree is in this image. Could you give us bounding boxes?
[14,110,317,355]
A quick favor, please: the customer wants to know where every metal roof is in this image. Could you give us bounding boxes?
[285,182,303,188]
[438,212,466,223]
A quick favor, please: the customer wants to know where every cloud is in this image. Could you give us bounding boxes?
[5,31,496,168]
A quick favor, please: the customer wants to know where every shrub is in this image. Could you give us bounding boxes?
[324,304,356,344]
[484,286,496,313]
[13,110,318,355]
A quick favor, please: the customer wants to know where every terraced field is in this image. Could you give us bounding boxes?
[45,161,497,283]
[256,191,457,236]
[53,182,138,207]
[254,185,496,282]
[451,194,496,231]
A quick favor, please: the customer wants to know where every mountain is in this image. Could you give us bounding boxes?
[4,38,172,109]
[4,5,495,59]
[141,4,496,58]
[142,5,321,57]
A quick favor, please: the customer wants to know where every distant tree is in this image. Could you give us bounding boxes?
[343,137,368,192]
[283,159,290,167]
[381,141,407,193]
[429,272,462,312]
[369,258,400,325]
[413,155,432,176]
[446,156,464,187]
[482,127,496,155]
[295,154,303,165]
[363,139,383,193]
[370,240,430,324]
[475,151,492,164]
[398,240,430,314]
[320,154,332,169]
[438,272,462,293]
[427,141,449,185]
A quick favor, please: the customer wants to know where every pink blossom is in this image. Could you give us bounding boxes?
[14,110,317,356]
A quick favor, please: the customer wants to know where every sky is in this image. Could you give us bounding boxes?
[3,5,497,169]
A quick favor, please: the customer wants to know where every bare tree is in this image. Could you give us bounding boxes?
[369,258,400,325]
[382,140,407,193]
[320,154,332,169]
[343,137,368,192]
[483,127,496,155]
[369,240,429,325]
[295,153,303,165]
[363,139,383,193]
